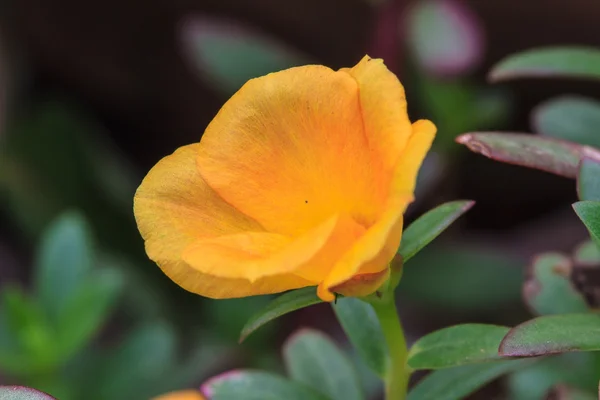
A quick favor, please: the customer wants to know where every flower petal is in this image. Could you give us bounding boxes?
[134,144,311,298]
[394,119,437,199]
[182,215,340,282]
[197,64,389,236]
[151,390,205,400]
[343,55,413,169]
[317,119,436,301]
[317,208,405,302]
[293,214,366,283]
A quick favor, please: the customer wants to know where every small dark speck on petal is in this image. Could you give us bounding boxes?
[304,200,308,204]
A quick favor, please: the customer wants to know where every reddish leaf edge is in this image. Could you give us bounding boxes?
[456,132,600,178]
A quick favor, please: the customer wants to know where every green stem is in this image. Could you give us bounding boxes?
[372,299,409,400]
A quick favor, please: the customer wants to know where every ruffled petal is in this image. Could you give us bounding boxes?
[317,119,436,301]
[182,215,340,282]
[343,55,414,169]
[393,119,437,201]
[134,144,311,298]
[197,65,389,236]
[317,206,405,302]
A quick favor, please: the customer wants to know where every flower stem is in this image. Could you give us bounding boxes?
[372,298,409,400]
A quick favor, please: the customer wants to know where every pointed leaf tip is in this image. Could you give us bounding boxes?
[456,132,600,178]
[408,324,509,370]
[488,46,600,83]
[499,313,600,357]
[239,287,322,343]
[399,200,475,263]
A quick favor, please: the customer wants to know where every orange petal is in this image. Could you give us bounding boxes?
[182,215,340,282]
[293,214,366,283]
[197,64,389,236]
[394,119,437,203]
[317,207,405,302]
[317,119,436,301]
[134,144,311,298]
[343,55,413,169]
[151,390,205,400]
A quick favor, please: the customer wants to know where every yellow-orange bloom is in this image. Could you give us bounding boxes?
[134,55,436,302]
[151,390,205,400]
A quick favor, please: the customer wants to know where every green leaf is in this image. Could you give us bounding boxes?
[0,306,26,375]
[332,297,387,377]
[507,353,599,400]
[1,287,56,371]
[181,17,311,95]
[573,240,600,265]
[55,268,123,359]
[408,360,530,400]
[573,201,600,247]
[407,324,508,370]
[0,386,56,400]
[35,211,94,322]
[456,132,598,178]
[489,46,600,82]
[399,200,474,262]
[499,313,600,357]
[96,323,177,400]
[283,329,363,400]
[201,371,330,400]
[523,253,589,316]
[239,287,322,343]
[208,296,275,344]
[532,96,600,148]
[578,158,600,201]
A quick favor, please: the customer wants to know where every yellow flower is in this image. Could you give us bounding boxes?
[151,389,205,400]
[134,55,435,302]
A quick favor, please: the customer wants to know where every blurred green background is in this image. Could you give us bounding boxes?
[1,0,599,399]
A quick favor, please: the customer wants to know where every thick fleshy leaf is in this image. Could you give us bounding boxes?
[456,132,600,178]
[55,268,123,358]
[181,17,311,95]
[405,0,484,77]
[573,201,600,247]
[398,200,474,262]
[1,287,56,372]
[201,371,329,400]
[283,329,363,400]
[96,323,177,400]
[499,314,600,357]
[523,253,589,316]
[0,387,56,400]
[489,47,600,82]
[332,297,387,377]
[239,288,322,342]
[578,158,600,201]
[573,240,600,265]
[507,353,599,400]
[532,96,600,148]
[407,360,530,400]
[407,324,509,370]
[35,211,94,322]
